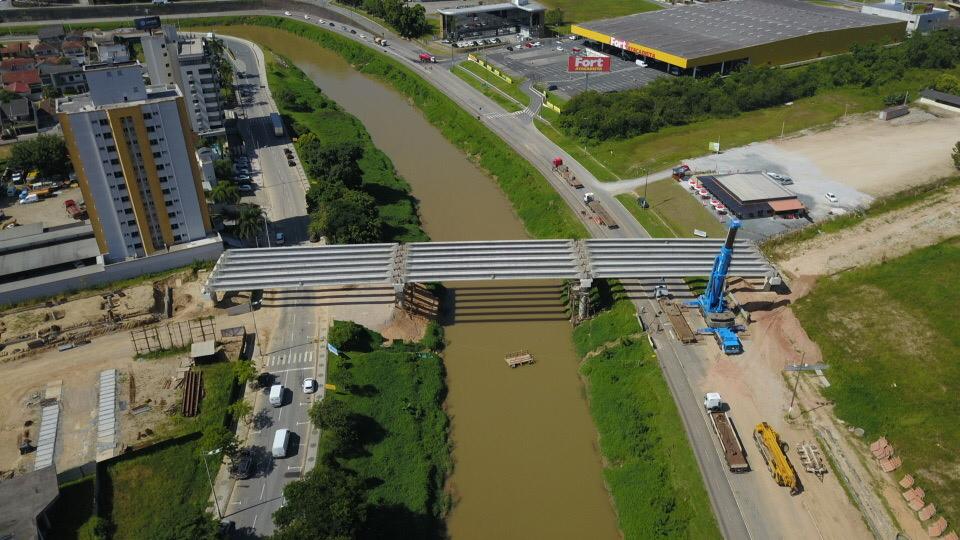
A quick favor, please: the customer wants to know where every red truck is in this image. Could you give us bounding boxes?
[551,157,583,189]
[64,199,88,220]
[418,53,436,63]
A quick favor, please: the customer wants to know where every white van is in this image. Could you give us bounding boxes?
[271,429,290,458]
[269,384,284,407]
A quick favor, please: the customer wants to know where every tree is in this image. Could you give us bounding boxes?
[935,73,960,95]
[309,397,352,432]
[309,190,383,244]
[232,360,257,386]
[213,159,234,181]
[9,135,71,178]
[198,425,240,459]
[953,141,960,171]
[229,399,254,425]
[235,203,264,240]
[273,466,367,540]
[210,182,240,205]
[545,8,564,27]
[328,320,381,351]
[296,134,365,188]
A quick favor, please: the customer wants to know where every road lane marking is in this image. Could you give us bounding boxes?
[260,483,266,500]
[252,514,258,528]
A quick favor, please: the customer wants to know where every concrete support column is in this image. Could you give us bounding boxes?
[393,283,406,309]
[575,278,593,323]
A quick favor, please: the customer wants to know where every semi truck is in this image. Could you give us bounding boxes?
[419,53,437,63]
[754,422,801,495]
[270,112,284,137]
[582,192,618,229]
[551,157,583,189]
[703,393,750,473]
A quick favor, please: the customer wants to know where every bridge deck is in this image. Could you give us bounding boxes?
[206,239,776,292]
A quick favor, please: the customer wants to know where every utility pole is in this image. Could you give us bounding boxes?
[202,448,223,519]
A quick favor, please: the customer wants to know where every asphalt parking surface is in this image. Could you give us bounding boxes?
[484,39,668,98]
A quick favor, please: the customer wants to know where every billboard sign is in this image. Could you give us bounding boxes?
[134,16,162,31]
[567,55,611,73]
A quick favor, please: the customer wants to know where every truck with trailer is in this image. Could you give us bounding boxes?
[551,157,583,189]
[754,422,801,495]
[270,112,284,137]
[703,393,749,473]
[582,192,618,229]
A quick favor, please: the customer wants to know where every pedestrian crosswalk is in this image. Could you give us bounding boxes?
[485,107,534,120]
[266,350,314,368]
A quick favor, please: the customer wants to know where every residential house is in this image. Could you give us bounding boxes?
[0,42,33,59]
[0,57,37,73]
[94,40,130,63]
[32,41,60,58]
[1,70,41,99]
[37,25,66,44]
[39,62,87,95]
[61,39,88,64]
[0,96,38,135]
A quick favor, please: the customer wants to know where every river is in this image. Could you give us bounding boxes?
[215,27,619,539]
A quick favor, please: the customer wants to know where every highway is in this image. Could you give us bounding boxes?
[217,36,327,537]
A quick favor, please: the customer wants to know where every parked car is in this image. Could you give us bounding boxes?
[288,159,296,167]
[825,192,839,204]
[302,378,317,394]
[275,232,285,245]
[239,184,254,194]
[236,174,251,182]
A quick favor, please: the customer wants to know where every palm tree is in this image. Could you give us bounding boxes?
[210,182,241,205]
[235,204,264,241]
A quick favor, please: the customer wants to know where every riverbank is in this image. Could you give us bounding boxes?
[265,53,427,243]
[575,294,722,539]
[180,15,586,240]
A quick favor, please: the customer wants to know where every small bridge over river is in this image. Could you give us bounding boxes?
[206,239,776,316]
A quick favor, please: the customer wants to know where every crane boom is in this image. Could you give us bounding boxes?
[698,219,741,314]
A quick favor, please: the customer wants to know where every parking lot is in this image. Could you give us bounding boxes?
[483,38,667,98]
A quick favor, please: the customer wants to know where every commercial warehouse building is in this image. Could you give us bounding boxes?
[572,0,907,76]
[439,0,545,41]
[698,172,806,219]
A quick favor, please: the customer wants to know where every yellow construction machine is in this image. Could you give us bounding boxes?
[753,422,801,495]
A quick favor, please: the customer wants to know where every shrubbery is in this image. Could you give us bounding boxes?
[560,30,960,141]
[328,320,383,352]
[340,0,431,38]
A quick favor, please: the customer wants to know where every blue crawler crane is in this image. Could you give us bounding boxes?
[689,219,744,354]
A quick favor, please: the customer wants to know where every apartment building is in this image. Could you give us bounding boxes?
[141,26,224,136]
[56,62,213,262]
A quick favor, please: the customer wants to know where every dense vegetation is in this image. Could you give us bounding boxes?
[8,134,71,178]
[338,0,431,38]
[268,58,427,243]
[560,29,960,141]
[187,17,586,238]
[794,238,960,528]
[275,322,451,540]
[575,298,721,539]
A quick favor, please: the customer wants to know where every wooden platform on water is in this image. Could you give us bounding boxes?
[505,350,535,368]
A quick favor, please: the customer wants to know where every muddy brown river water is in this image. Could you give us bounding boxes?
[217,27,619,539]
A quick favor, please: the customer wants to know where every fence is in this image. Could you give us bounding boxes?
[467,53,513,84]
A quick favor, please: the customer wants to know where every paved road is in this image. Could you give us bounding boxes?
[216,36,327,537]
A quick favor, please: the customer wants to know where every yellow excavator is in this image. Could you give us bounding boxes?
[753,422,801,495]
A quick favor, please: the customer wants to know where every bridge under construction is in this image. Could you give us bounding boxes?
[206,239,777,318]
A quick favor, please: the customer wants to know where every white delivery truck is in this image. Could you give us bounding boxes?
[269,384,284,407]
[272,429,290,458]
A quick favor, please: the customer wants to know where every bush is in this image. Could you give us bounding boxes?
[328,320,383,352]
[421,321,444,352]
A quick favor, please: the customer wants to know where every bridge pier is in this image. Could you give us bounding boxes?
[394,283,407,309]
[572,278,593,323]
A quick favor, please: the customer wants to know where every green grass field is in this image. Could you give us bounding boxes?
[566,67,960,178]
[540,0,660,24]
[457,60,529,108]
[794,238,960,528]
[321,336,451,537]
[453,64,524,113]
[103,361,238,538]
[576,301,720,539]
[266,54,427,243]
[616,179,727,239]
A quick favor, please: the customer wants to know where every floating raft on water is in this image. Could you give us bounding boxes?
[505,350,535,368]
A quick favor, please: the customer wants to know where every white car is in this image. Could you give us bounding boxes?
[360,34,367,39]
[568,35,577,41]
[302,378,317,394]
[825,192,839,204]
[636,59,648,68]
[318,19,325,24]
[304,14,310,20]
[556,46,563,51]
[284,11,291,16]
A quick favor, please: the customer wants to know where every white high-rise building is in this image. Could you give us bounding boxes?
[141,27,224,136]
[57,61,213,262]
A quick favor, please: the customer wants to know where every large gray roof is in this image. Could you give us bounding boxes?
[0,222,101,278]
[575,0,899,61]
[0,467,59,540]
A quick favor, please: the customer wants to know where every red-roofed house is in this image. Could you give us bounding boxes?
[1,70,41,99]
[0,58,36,73]
[3,81,31,95]
[0,42,33,59]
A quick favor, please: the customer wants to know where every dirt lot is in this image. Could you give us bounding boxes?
[1,186,83,228]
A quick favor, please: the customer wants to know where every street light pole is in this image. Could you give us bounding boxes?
[202,448,223,519]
